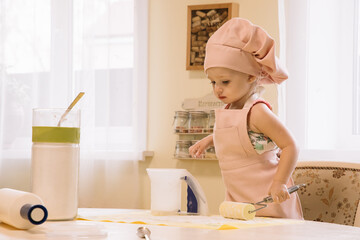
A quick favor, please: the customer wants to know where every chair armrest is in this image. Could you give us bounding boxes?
[354,200,360,227]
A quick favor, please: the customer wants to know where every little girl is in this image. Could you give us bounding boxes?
[189,18,303,219]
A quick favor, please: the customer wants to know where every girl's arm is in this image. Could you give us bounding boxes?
[248,103,299,204]
[189,134,214,158]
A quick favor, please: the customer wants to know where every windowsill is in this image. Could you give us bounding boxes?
[81,150,154,161]
[0,149,154,161]
[142,151,154,161]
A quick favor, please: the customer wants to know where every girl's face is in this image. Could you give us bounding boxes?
[206,67,256,109]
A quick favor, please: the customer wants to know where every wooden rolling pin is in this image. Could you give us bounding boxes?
[219,184,305,220]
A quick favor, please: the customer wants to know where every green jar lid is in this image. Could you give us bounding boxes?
[32,126,80,144]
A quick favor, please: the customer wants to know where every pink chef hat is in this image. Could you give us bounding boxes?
[204,18,288,84]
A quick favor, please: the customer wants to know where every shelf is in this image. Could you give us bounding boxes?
[175,157,217,161]
[175,132,212,135]
[174,153,217,161]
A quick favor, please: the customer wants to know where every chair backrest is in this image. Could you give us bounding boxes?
[292,161,360,226]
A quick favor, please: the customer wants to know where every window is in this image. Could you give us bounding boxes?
[280,0,360,161]
[0,0,148,160]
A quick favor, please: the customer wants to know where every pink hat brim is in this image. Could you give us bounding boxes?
[204,43,262,78]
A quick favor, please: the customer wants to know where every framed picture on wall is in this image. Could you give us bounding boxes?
[186,3,239,70]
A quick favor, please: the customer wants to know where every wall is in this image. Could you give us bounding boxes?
[139,0,281,214]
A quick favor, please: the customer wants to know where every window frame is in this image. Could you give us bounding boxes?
[281,0,360,162]
[0,0,149,161]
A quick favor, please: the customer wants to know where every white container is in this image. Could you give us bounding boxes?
[0,188,48,229]
[146,168,209,216]
[147,169,184,215]
[31,108,80,220]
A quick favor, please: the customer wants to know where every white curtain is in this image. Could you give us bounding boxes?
[0,0,148,208]
[279,0,360,161]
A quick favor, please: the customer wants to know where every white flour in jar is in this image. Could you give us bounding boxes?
[31,142,79,220]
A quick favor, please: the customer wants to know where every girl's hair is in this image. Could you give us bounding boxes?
[248,75,265,96]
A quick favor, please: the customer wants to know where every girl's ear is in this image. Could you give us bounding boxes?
[248,75,257,83]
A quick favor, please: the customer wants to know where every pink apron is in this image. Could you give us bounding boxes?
[213,98,303,219]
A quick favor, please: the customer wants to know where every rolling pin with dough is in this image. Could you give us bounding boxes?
[219,184,305,220]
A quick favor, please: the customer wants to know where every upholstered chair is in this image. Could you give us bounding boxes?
[292,161,360,227]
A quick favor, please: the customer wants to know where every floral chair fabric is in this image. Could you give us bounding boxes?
[292,161,360,226]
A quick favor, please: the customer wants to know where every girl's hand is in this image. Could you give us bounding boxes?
[269,181,290,204]
[189,135,213,158]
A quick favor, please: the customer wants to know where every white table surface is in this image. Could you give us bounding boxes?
[0,208,360,240]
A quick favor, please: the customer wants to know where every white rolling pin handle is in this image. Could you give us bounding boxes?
[262,184,306,203]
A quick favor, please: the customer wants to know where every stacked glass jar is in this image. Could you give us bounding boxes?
[173,110,209,133]
[174,140,213,159]
[205,146,216,159]
[173,110,216,159]
[205,110,215,133]
[174,140,192,158]
[188,111,208,133]
[173,111,189,133]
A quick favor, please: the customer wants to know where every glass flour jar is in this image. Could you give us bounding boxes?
[31,108,80,220]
